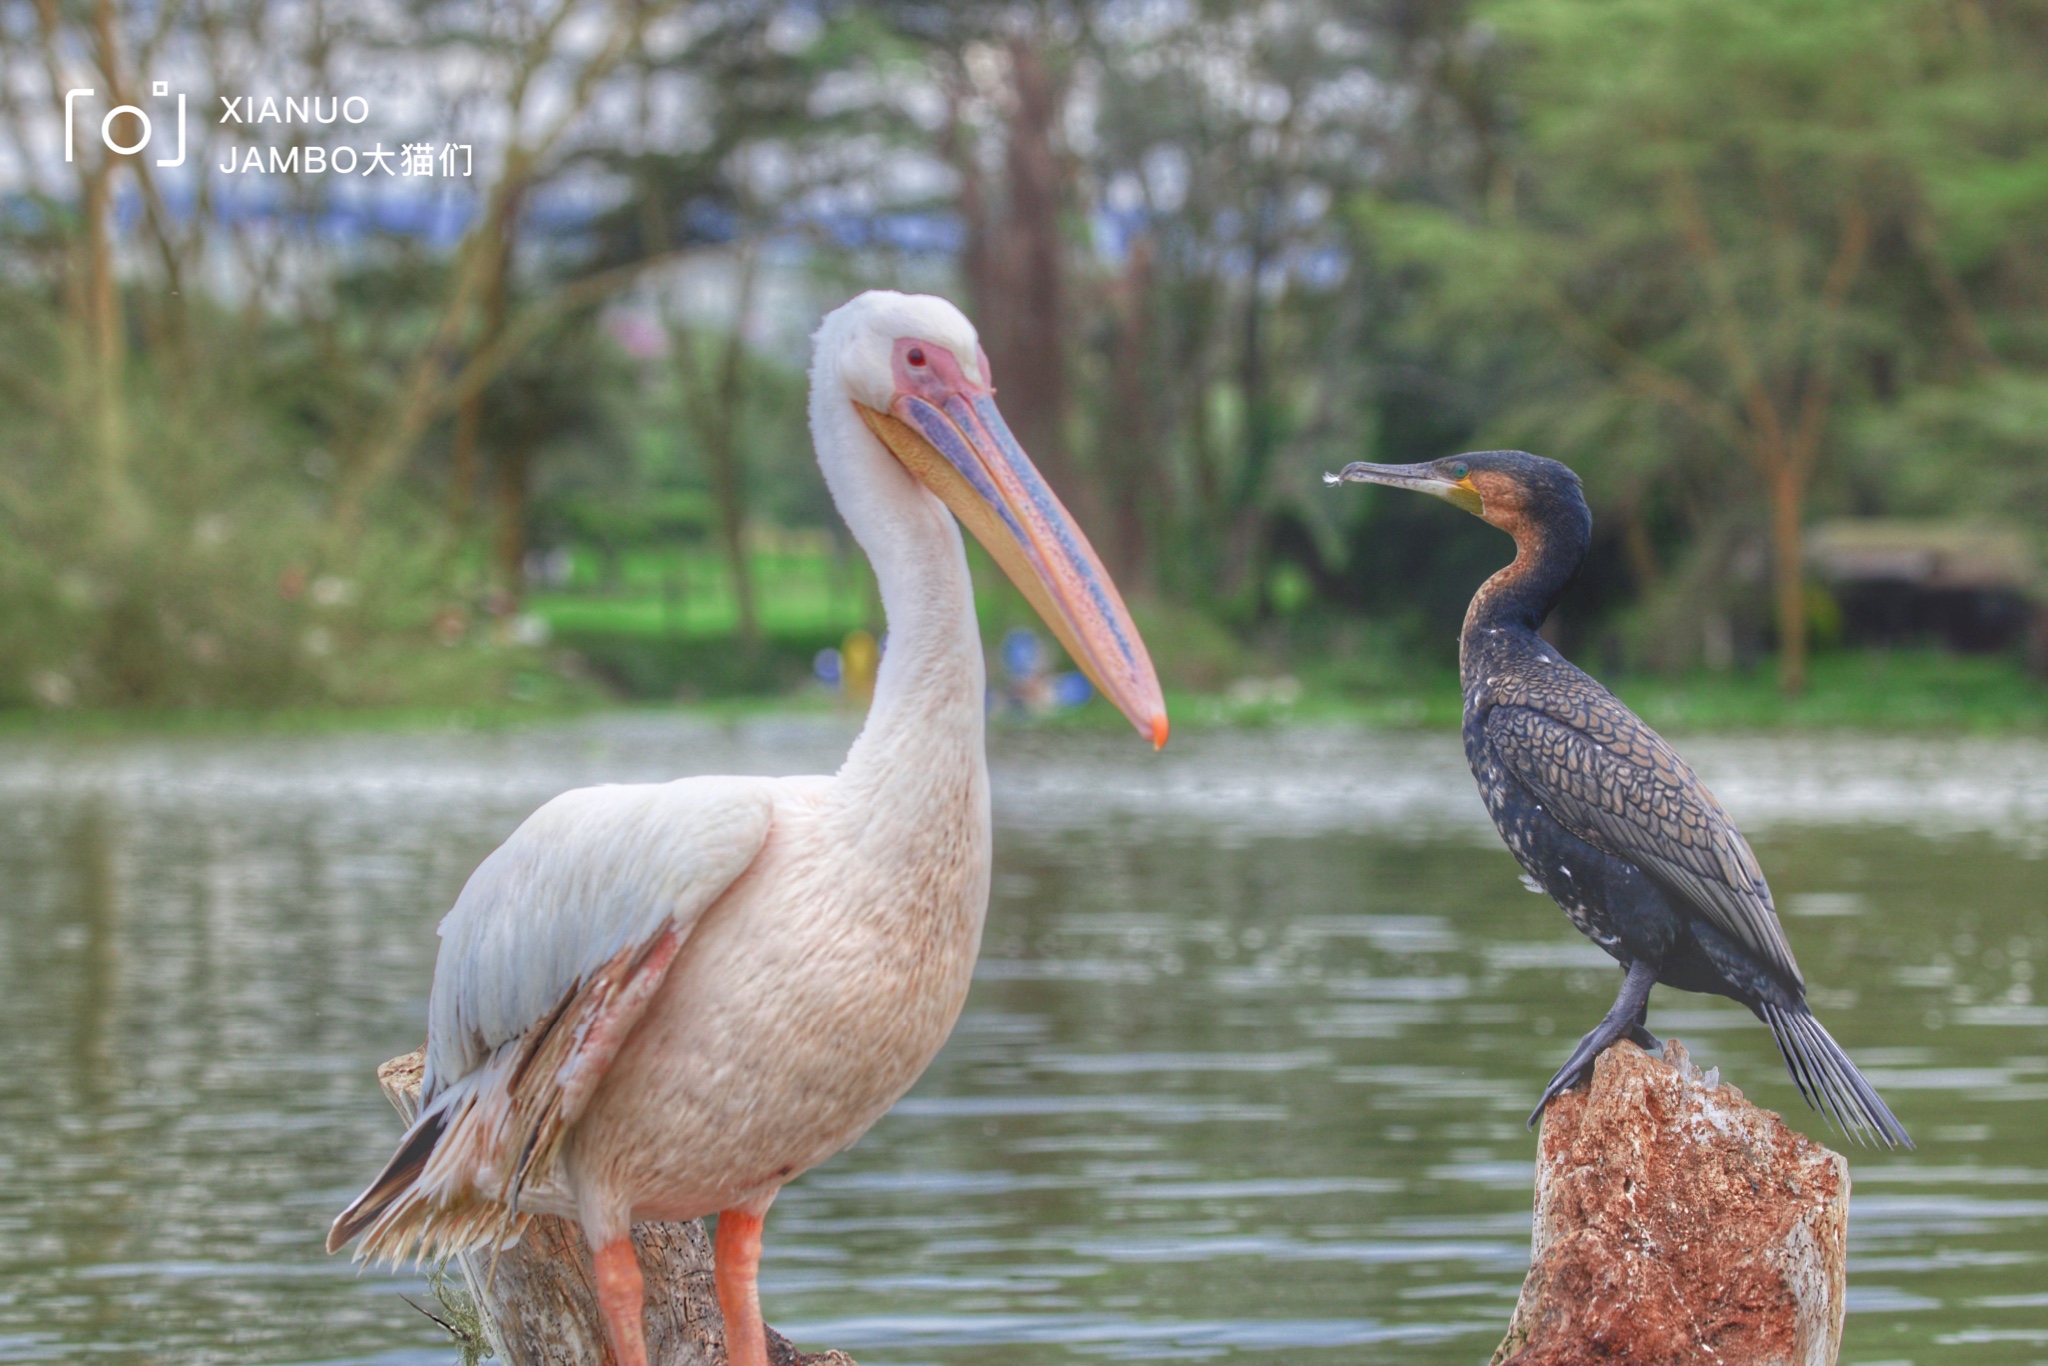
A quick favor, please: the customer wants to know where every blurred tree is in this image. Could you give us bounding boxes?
[881,4,1094,530]
[1080,0,1406,609]
[13,0,2048,714]
[1359,0,2048,692]
[327,0,719,534]
[668,252,765,643]
[477,313,613,605]
[579,2,900,642]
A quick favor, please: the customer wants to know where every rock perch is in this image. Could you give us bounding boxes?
[377,1049,856,1366]
[1492,1039,1849,1366]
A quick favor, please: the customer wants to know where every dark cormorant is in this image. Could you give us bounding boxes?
[1330,450,1910,1146]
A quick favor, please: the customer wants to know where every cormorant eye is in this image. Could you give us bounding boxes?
[906,347,927,367]
[1450,462,1470,480]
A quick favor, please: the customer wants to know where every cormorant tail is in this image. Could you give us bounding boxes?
[1759,1002,1912,1149]
[326,1107,446,1254]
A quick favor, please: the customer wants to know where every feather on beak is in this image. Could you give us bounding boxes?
[1327,461,1484,517]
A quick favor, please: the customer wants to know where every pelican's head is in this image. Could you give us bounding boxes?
[815,290,1167,748]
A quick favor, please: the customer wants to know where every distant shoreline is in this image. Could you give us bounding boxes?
[2,648,2045,740]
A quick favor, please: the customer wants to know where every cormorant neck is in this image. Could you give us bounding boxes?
[1461,512,1588,652]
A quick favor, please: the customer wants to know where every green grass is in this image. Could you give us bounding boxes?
[0,698,606,740]
[1032,648,2048,736]
[8,529,2047,745]
[519,545,2048,734]
[530,587,866,640]
[4,653,2042,740]
[1609,649,2048,734]
[527,545,872,640]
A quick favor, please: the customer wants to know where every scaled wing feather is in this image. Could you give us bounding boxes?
[1482,698,1804,992]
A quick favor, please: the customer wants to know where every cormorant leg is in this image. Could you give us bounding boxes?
[592,1235,650,1366]
[1528,959,1659,1127]
[1624,973,1661,1052]
[715,1208,769,1366]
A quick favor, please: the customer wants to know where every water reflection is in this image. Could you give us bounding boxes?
[0,718,2043,1364]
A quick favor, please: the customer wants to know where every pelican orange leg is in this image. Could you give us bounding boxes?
[715,1208,768,1366]
[592,1236,649,1366]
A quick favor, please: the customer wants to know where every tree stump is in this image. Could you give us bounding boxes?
[376,1049,856,1366]
[1492,1039,1849,1366]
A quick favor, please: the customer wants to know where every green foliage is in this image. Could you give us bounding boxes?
[1347,0,2048,671]
[1853,371,2048,521]
[1612,649,2048,733]
[11,0,2048,719]
[555,628,842,700]
[0,286,560,713]
[1127,599,1254,693]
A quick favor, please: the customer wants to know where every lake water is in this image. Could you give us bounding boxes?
[2,717,2045,1365]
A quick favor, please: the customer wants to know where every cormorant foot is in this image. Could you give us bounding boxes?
[1526,960,1660,1129]
[1526,1027,1615,1127]
[1628,1024,1662,1053]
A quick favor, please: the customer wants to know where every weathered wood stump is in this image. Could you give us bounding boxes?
[377,1050,856,1366]
[1492,1039,1848,1366]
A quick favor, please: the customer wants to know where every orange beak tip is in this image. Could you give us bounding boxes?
[1149,714,1170,750]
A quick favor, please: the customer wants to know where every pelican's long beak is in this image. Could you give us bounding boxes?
[1325,461,1483,516]
[856,341,1168,748]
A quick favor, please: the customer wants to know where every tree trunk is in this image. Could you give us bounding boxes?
[996,38,1084,519]
[450,397,486,533]
[1617,487,1660,593]
[451,221,515,531]
[701,252,760,646]
[1768,461,1808,696]
[1099,237,1157,592]
[376,1050,855,1366]
[1494,1040,1847,1365]
[943,77,994,342]
[86,0,142,541]
[951,36,1094,537]
[1219,206,1279,603]
[83,151,139,541]
[496,439,533,606]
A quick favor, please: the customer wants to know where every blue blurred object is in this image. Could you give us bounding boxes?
[989,625,1093,719]
[1001,627,1043,680]
[813,648,843,688]
[1052,672,1093,708]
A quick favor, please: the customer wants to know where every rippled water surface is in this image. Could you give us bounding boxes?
[2,718,2045,1364]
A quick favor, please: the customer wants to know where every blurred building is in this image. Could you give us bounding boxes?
[1806,520,2039,655]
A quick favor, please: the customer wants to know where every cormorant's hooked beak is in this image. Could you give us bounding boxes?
[1325,461,1484,517]
[855,339,1169,749]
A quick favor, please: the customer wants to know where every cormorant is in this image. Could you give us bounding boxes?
[1329,450,1910,1146]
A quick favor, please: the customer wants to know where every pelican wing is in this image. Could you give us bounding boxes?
[332,775,776,1261]
[424,775,776,1096]
[1482,697,1804,992]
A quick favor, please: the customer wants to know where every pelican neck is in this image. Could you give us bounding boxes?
[810,396,988,798]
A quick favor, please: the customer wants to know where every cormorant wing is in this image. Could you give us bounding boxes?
[1482,695,1804,992]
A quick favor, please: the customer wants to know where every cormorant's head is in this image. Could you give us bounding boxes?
[1324,450,1589,547]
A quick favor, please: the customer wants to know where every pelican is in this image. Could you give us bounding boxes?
[327,291,1168,1366]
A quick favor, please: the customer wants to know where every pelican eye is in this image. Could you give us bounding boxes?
[907,347,927,367]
